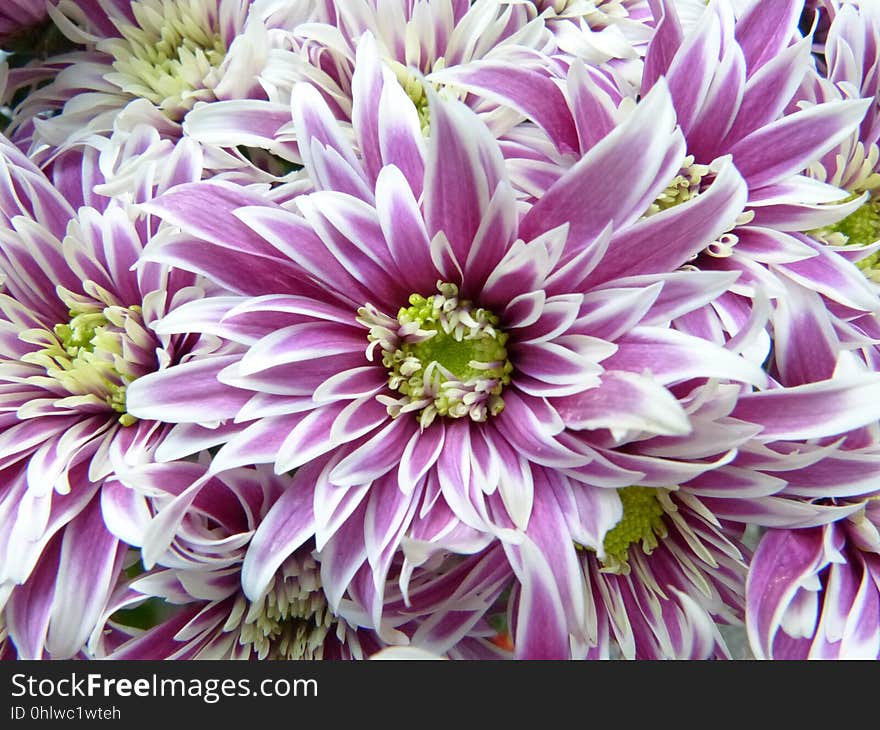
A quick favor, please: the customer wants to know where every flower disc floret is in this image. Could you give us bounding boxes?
[360,282,513,428]
[101,0,227,119]
[645,156,710,217]
[238,553,346,661]
[600,486,669,574]
[22,297,148,426]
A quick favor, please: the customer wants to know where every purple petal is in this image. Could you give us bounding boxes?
[398,423,445,496]
[729,99,871,188]
[734,0,803,73]
[328,417,415,487]
[47,500,125,658]
[507,540,571,659]
[241,475,317,601]
[423,92,505,272]
[519,79,685,247]
[374,165,437,295]
[583,156,747,286]
[429,61,579,154]
[746,527,827,659]
[554,370,691,436]
[126,355,252,423]
[732,375,880,440]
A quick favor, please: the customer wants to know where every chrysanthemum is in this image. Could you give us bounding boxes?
[746,497,880,659]
[478,0,877,376]
[181,0,557,161]
[93,459,511,660]
[118,56,838,657]
[0,135,233,658]
[573,486,750,659]
[484,349,880,659]
[5,0,322,160]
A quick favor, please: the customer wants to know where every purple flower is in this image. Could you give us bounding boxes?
[578,487,750,659]
[4,0,321,161]
[119,55,842,659]
[799,3,880,277]
[0,135,232,658]
[94,459,510,660]
[181,0,556,164]
[484,0,877,387]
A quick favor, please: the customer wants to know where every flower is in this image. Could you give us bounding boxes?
[746,498,880,659]
[800,2,880,276]
[5,0,322,161]
[93,459,511,660]
[577,487,750,659]
[0,134,231,658]
[120,53,848,658]
[180,0,556,163]
[484,0,877,386]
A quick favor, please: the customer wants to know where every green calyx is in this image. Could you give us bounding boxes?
[600,486,668,574]
[363,282,513,427]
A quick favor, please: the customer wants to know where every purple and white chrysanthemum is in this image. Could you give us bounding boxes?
[640,0,880,383]
[487,349,880,659]
[181,0,557,162]
[576,487,750,660]
[115,57,880,659]
[746,497,880,659]
[93,458,511,660]
[0,135,237,658]
[5,0,323,160]
[484,0,877,376]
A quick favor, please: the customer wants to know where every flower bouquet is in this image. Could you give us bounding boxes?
[1,0,879,661]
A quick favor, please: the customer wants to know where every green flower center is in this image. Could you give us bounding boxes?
[23,303,146,426]
[809,193,880,277]
[102,0,226,119]
[600,486,668,574]
[359,282,513,428]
